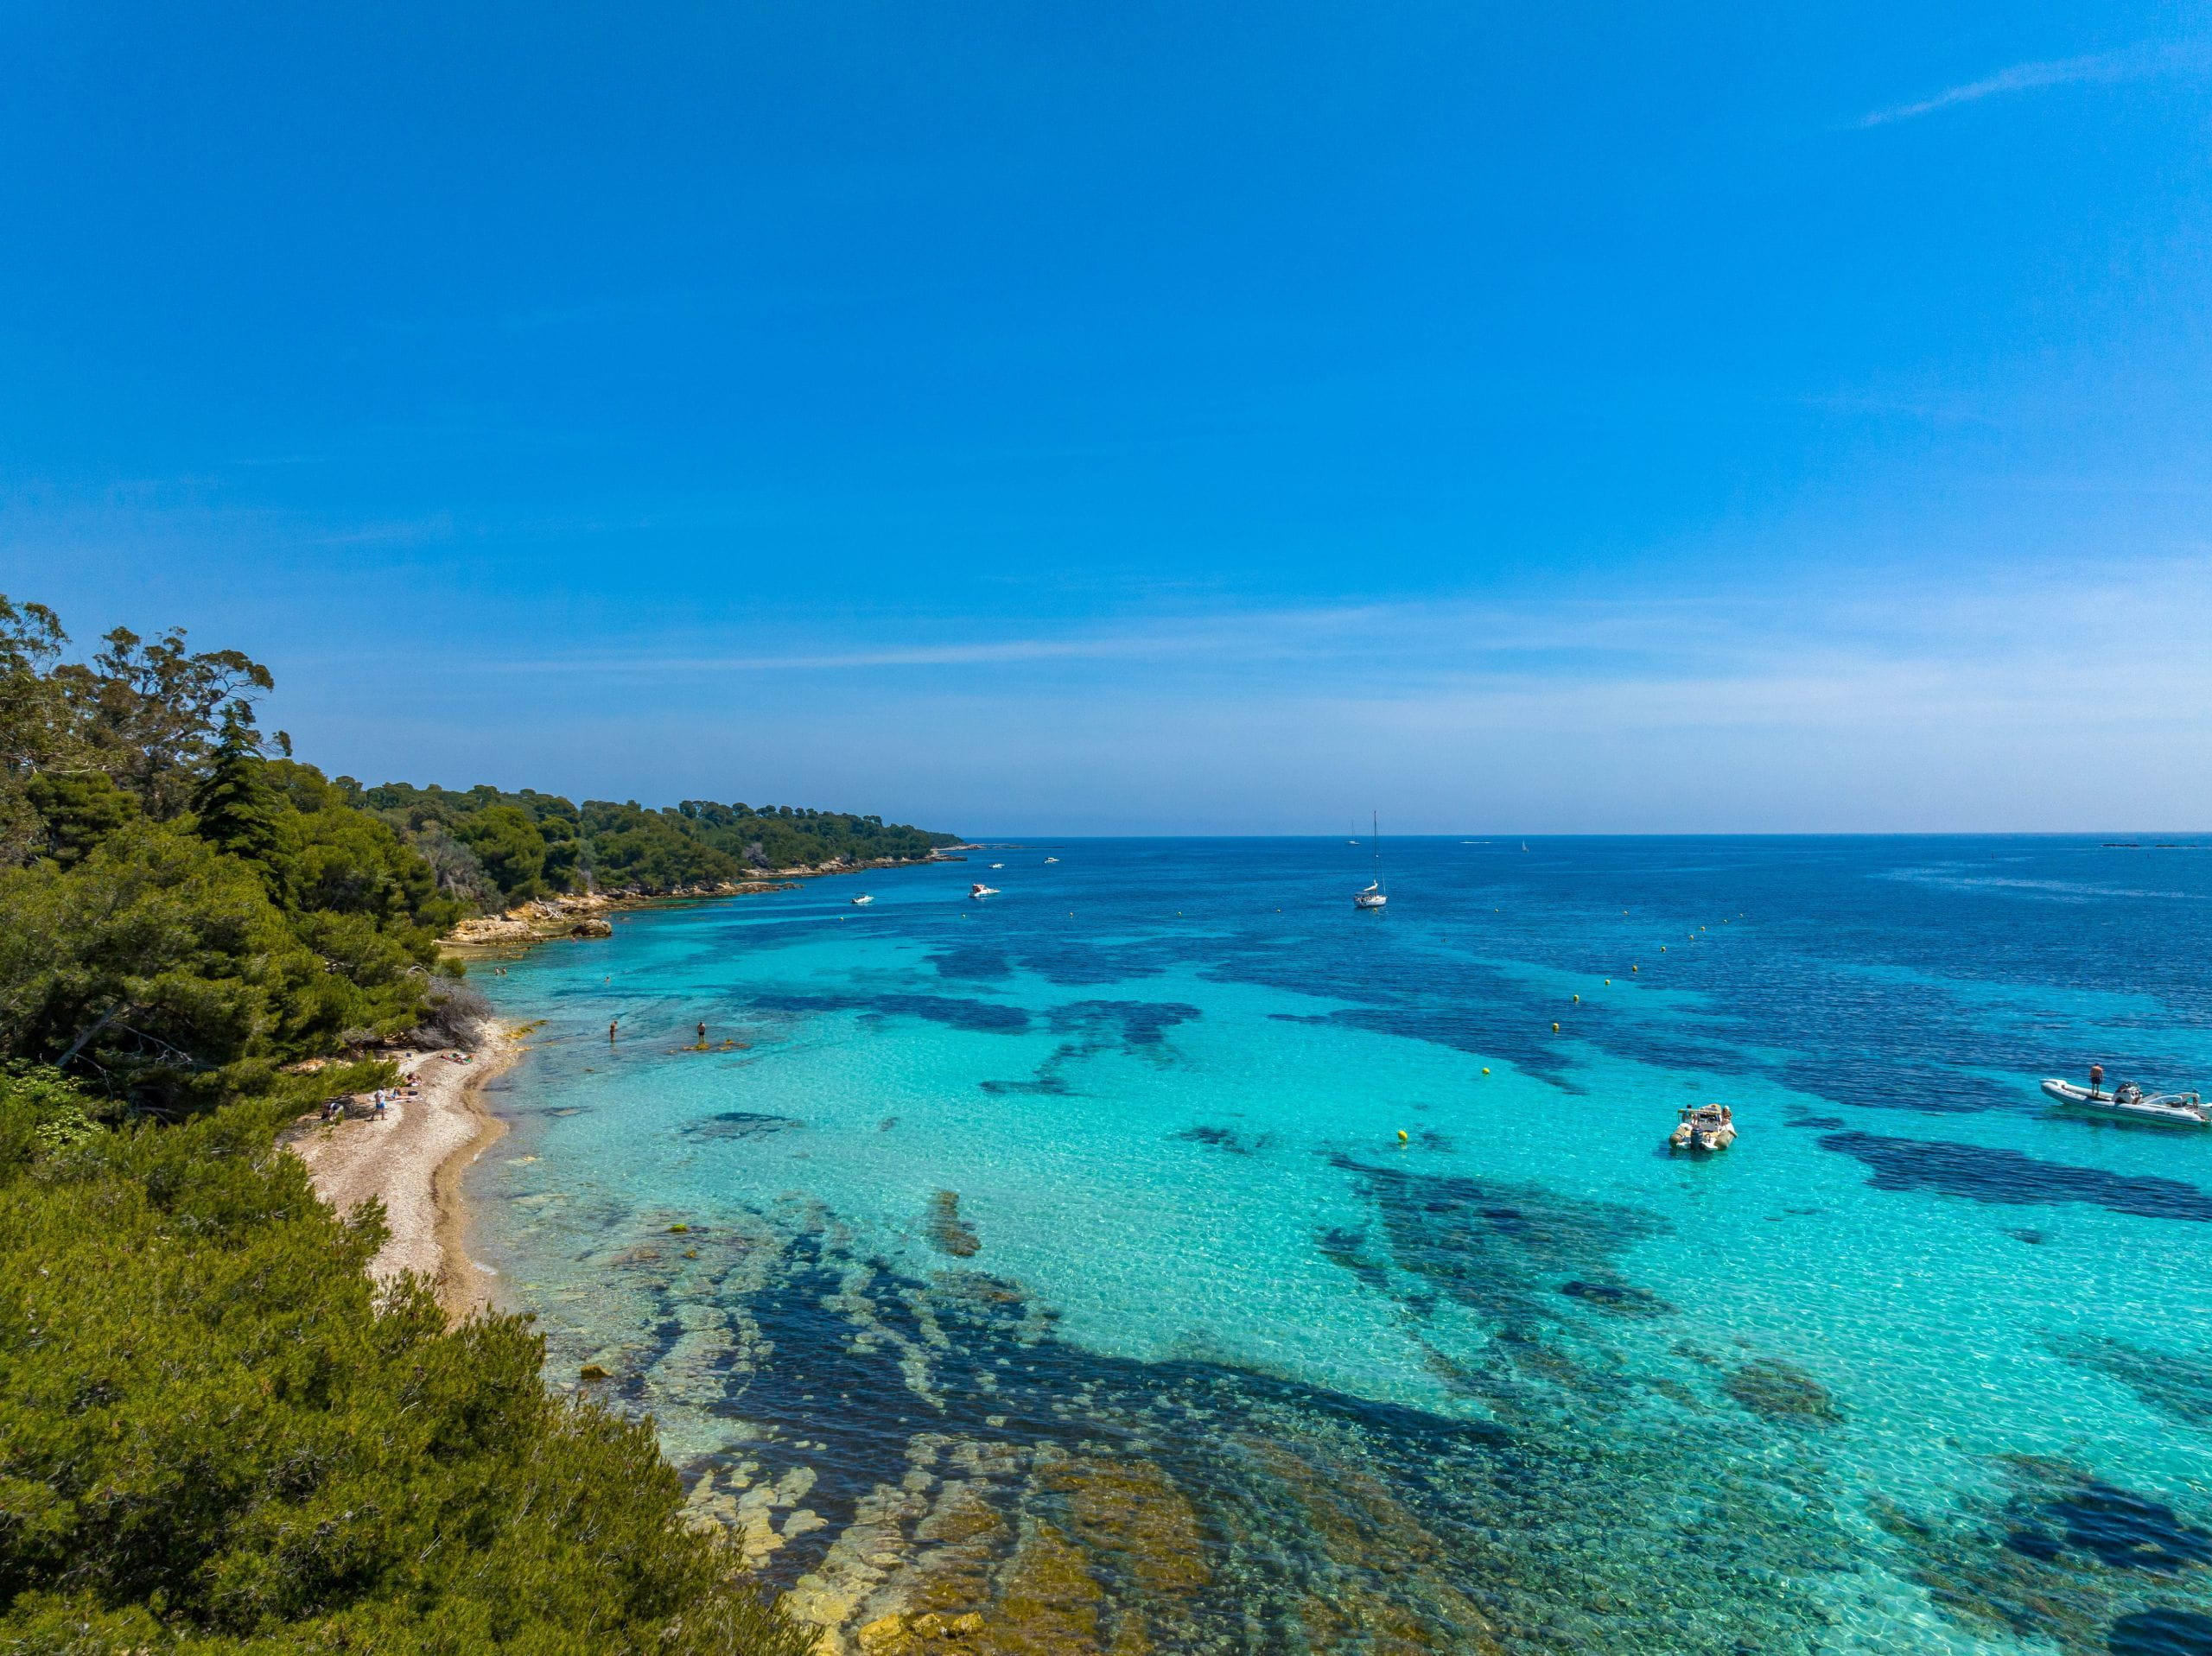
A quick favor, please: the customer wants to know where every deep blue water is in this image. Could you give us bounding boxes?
[469,836,2212,1654]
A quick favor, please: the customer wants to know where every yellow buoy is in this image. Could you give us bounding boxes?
[1661,946,1667,951]
[1632,965,1639,972]
[1397,1129,1409,1143]
[1482,1067,1491,1074]
[1572,994,1580,1003]
[1551,1021,1560,1031]
[1605,978,1611,985]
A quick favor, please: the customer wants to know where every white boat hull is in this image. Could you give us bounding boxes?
[1354,893,1387,909]
[2042,1079,2208,1126]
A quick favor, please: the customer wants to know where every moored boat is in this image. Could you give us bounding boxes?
[1669,1103,1736,1152]
[1354,812,1389,909]
[968,882,1000,899]
[2042,1078,2208,1126]
[850,893,873,905]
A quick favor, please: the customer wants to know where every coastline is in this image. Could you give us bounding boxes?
[289,1024,523,1320]
[366,853,957,1318]
[442,850,962,950]
[429,1032,521,1318]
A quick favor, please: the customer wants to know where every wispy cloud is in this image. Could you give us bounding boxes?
[475,601,1725,676]
[1858,38,2212,128]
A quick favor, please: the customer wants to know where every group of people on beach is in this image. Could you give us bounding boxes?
[321,1078,421,1125]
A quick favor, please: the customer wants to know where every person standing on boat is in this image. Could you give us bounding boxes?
[2089,1063,2106,1098]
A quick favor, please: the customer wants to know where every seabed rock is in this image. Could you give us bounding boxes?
[1721,1358,1842,1425]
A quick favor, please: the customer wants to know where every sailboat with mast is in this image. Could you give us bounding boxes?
[1354,813,1388,910]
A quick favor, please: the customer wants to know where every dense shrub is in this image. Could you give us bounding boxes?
[0,1069,810,1655]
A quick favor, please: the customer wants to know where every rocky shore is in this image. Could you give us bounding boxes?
[442,853,956,949]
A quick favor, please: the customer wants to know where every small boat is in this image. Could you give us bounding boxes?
[1669,1103,1736,1152]
[969,882,1000,899]
[1044,857,1059,863]
[1354,812,1388,909]
[990,862,1005,869]
[850,894,873,906]
[2042,1079,2208,1126]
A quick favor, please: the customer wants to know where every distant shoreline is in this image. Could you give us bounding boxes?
[441,850,968,952]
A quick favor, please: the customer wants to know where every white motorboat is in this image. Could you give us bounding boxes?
[2042,1079,2208,1126]
[968,882,1000,899]
[1669,1103,1737,1152]
[990,862,1004,869]
[1044,856,1059,863]
[850,894,873,906]
[1354,812,1388,910]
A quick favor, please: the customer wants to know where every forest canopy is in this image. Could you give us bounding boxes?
[357,779,957,909]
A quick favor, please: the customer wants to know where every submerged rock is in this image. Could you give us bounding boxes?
[928,1191,982,1258]
[2109,1608,2212,1655]
[1878,1456,2212,1653]
[1721,1358,1842,1425]
[2055,1335,2212,1431]
[1559,1276,1675,1317]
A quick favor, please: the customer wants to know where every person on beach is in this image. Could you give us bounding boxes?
[373,1092,387,1120]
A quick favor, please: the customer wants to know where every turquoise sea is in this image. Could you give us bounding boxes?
[467,837,2212,1655]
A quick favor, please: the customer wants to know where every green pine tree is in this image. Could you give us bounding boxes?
[189,720,281,866]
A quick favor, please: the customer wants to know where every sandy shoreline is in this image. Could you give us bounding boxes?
[289,1025,522,1319]
[297,857,956,1322]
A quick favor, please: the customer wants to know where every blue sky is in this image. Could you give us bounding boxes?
[3,2,2209,833]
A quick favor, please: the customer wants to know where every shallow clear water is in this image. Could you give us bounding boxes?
[469,837,2212,1654]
